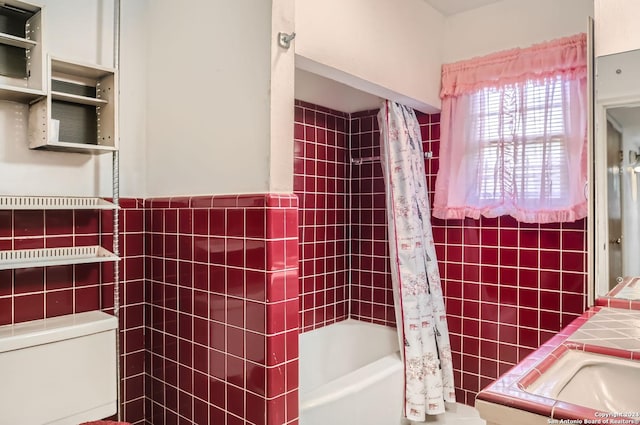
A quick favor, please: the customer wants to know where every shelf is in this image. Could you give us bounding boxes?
[51,91,108,106]
[0,196,117,210]
[0,32,37,49]
[32,140,116,155]
[0,246,118,270]
[0,84,44,103]
[51,57,115,80]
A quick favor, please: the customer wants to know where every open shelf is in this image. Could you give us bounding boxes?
[0,32,37,49]
[44,142,117,154]
[28,56,117,153]
[0,246,118,270]
[33,140,117,154]
[51,58,114,80]
[0,84,44,103]
[0,196,117,210]
[51,91,108,106]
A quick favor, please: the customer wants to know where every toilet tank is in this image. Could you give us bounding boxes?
[0,311,118,425]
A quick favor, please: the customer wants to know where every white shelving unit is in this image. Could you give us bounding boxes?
[29,56,118,153]
[0,0,46,103]
[0,0,122,419]
[0,196,119,270]
[0,246,118,271]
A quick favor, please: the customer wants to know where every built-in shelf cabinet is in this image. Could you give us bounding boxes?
[0,0,45,102]
[29,56,118,154]
[0,1,118,155]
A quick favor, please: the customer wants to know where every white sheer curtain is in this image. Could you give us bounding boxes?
[378,100,456,421]
[434,34,588,223]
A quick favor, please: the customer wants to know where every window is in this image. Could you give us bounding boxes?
[474,77,568,205]
[434,34,588,223]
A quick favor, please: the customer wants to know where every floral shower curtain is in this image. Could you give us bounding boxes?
[378,100,456,421]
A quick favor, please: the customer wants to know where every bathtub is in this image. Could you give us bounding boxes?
[299,319,486,425]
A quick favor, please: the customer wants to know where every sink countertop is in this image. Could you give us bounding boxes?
[568,307,640,351]
[476,306,640,422]
[598,277,640,309]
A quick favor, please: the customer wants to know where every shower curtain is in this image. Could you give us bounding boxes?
[378,100,456,421]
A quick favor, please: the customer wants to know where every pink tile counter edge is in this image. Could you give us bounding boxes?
[475,306,640,421]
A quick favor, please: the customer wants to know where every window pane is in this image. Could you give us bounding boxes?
[474,76,569,202]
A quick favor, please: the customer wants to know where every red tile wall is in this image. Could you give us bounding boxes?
[294,101,350,332]
[349,110,395,327]
[294,101,589,407]
[0,199,146,424]
[144,194,299,425]
[103,199,147,424]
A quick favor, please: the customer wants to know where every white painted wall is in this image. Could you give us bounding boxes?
[295,0,444,113]
[442,0,593,63]
[269,0,295,194]
[0,0,146,197]
[145,0,287,197]
[118,0,148,198]
[596,48,640,103]
[1,0,293,198]
[595,0,640,57]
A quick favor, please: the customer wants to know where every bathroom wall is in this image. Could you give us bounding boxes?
[144,0,295,197]
[0,200,146,424]
[349,110,395,326]
[293,102,398,332]
[0,194,304,425]
[292,103,428,331]
[295,0,444,112]
[294,101,350,332]
[144,194,299,425]
[0,0,147,197]
[434,213,587,405]
[442,0,593,63]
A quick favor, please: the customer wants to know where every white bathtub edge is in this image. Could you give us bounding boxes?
[300,351,402,411]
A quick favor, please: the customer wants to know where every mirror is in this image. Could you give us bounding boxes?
[595,48,640,300]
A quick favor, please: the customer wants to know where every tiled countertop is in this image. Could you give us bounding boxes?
[597,277,640,310]
[568,307,640,351]
[476,306,640,422]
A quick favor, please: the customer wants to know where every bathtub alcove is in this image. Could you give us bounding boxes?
[294,66,485,425]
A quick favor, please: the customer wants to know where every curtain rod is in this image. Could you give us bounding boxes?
[351,151,433,166]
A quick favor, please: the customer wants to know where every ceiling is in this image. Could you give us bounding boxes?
[424,0,502,16]
[609,106,640,129]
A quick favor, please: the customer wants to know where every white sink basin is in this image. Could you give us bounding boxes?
[526,350,640,412]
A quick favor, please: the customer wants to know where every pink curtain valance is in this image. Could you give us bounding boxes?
[441,33,587,98]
